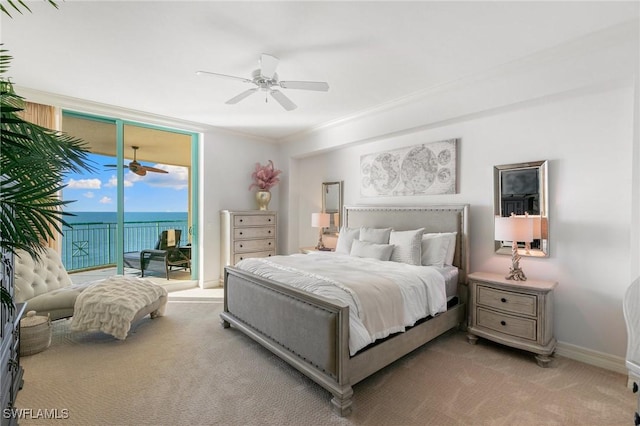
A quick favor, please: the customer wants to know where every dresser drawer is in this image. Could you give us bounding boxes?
[234,227,275,240]
[476,307,536,341]
[234,250,275,263]
[234,239,275,252]
[477,285,537,316]
[234,215,276,227]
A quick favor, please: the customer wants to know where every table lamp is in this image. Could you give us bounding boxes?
[495,215,534,281]
[311,212,331,250]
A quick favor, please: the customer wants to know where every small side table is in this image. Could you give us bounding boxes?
[299,247,334,254]
[466,271,557,367]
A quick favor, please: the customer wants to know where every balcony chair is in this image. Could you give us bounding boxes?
[123,229,191,280]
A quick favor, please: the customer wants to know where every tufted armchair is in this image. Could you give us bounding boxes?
[14,247,91,321]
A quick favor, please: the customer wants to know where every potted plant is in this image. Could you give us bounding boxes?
[1,1,94,311]
[249,160,282,210]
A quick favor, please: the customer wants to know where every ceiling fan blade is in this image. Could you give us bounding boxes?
[226,88,258,104]
[270,89,297,111]
[196,70,253,84]
[279,80,329,91]
[142,166,169,174]
[260,54,279,79]
[132,168,146,176]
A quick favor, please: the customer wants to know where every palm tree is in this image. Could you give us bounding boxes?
[1,0,94,310]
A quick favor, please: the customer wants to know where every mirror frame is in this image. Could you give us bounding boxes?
[494,160,549,257]
[322,181,343,235]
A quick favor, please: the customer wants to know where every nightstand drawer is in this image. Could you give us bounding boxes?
[234,250,275,263]
[234,215,276,227]
[234,227,275,240]
[234,239,275,252]
[476,307,536,341]
[477,285,537,316]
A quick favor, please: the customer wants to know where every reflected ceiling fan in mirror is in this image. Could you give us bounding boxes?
[105,146,168,176]
[196,53,329,111]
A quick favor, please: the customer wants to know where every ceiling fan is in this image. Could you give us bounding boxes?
[106,146,168,176]
[196,53,329,111]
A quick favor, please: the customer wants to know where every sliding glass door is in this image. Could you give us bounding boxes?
[60,111,198,281]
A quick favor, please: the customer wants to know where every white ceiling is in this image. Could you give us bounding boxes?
[2,1,637,141]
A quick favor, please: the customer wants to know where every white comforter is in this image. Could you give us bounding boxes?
[235,253,447,355]
[71,276,168,340]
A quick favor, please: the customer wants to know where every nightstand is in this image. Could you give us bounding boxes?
[467,271,557,367]
[299,247,334,254]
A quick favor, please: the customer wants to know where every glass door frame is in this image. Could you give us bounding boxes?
[62,110,200,279]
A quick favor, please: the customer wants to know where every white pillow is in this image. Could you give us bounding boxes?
[359,227,392,244]
[440,232,457,265]
[421,234,449,267]
[335,227,360,254]
[350,239,394,261]
[389,228,424,265]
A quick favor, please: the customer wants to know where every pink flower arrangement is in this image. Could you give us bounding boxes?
[249,160,282,191]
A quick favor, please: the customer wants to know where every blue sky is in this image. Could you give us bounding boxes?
[62,153,188,212]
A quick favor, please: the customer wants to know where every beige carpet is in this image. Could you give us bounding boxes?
[15,301,635,426]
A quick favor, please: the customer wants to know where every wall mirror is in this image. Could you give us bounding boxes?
[322,181,343,234]
[494,160,549,257]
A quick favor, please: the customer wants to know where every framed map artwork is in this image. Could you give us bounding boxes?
[360,138,458,197]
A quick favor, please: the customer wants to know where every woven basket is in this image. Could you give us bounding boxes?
[20,311,52,356]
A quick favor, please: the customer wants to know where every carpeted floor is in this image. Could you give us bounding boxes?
[15,301,635,425]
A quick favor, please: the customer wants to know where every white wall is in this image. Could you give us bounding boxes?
[280,20,639,366]
[199,129,281,288]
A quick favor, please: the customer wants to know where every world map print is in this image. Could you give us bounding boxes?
[360,139,457,197]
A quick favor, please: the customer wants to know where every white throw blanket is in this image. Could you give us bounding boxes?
[71,276,168,340]
[236,253,447,355]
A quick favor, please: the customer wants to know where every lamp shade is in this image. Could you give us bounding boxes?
[311,212,330,228]
[495,216,534,243]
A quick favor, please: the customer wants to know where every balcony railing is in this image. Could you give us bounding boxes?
[61,220,189,272]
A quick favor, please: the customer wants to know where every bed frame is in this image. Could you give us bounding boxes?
[220,205,469,416]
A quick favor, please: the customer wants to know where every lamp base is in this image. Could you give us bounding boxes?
[505,241,527,281]
[315,232,326,251]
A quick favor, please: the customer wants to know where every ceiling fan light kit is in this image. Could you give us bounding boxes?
[197,53,329,111]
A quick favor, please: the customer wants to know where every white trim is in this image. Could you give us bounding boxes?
[556,340,627,375]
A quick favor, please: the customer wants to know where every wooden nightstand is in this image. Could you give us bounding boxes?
[467,271,557,367]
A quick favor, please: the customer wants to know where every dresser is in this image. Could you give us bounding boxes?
[467,271,557,367]
[1,248,26,426]
[220,210,277,284]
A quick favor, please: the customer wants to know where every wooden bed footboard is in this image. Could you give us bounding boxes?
[221,266,465,416]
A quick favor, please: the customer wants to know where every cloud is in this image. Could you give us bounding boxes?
[83,192,95,199]
[99,196,113,205]
[140,165,189,190]
[105,175,134,188]
[66,178,101,189]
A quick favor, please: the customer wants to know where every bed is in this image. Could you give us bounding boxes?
[220,205,469,416]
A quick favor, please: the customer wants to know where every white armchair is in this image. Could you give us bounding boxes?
[14,247,89,321]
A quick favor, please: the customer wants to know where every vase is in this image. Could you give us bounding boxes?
[255,190,271,211]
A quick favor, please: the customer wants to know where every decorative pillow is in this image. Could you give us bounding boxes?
[359,227,392,244]
[350,240,394,261]
[389,228,424,265]
[335,227,360,254]
[439,232,458,265]
[421,234,449,267]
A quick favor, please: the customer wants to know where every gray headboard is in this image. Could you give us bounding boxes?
[344,205,470,284]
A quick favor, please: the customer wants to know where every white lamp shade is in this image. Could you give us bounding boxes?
[495,216,534,243]
[311,212,331,228]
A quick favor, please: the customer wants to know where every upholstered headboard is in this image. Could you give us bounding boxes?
[344,205,470,284]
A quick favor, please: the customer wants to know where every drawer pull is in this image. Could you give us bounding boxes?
[501,298,507,303]
[268,254,272,257]
[268,242,272,246]
[500,320,506,326]
[239,219,243,222]
[268,230,271,234]
[239,231,243,235]
[239,244,243,248]
[634,382,638,393]
[239,257,244,260]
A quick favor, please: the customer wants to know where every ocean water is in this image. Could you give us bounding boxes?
[64,211,187,224]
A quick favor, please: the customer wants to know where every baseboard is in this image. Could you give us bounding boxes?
[556,340,627,375]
